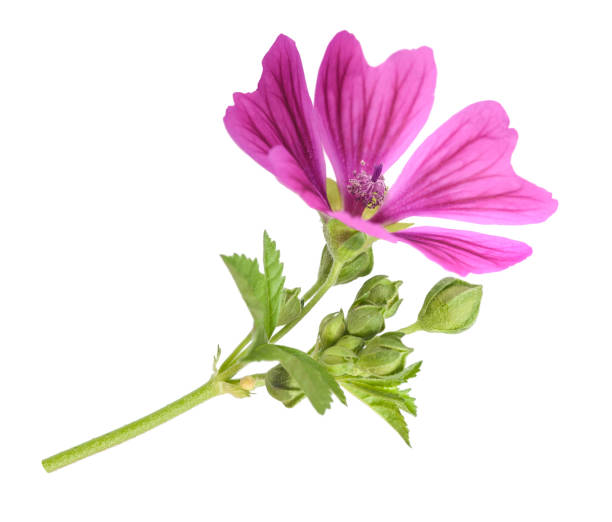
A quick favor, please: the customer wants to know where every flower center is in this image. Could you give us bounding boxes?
[347,161,387,209]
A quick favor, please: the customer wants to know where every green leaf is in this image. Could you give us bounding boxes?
[221,254,267,344]
[342,381,413,446]
[263,231,285,339]
[343,361,422,387]
[344,381,416,415]
[245,344,346,414]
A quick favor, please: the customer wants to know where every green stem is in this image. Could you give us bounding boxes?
[399,322,422,335]
[301,279,323,302]
[43,261,344,472]
[271,260,343,343]
[42,378,223,472]
[218,331,252,373]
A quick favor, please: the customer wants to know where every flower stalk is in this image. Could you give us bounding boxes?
[42,259,344,472]
[42,378,223,472]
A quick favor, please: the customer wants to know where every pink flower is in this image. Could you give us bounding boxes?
[224,32,557,276]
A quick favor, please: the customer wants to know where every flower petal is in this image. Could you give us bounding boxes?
[315,31,436,214]
[224,35,329,212]
[374,101,558,225]
[393,226,532,275]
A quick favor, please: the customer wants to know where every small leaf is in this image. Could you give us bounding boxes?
[245,344,346,414]
[263,231,286,338]
[212,345,222,373]
[221,254,267,344]
[343,361,422,387]
[342,381,412,445]
[344,381,416,415]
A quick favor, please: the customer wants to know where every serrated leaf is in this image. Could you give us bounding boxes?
[245,344,346,414]
[342,381,412,446]
[221,254,267,345]
[344,381,417,415]
[263,231,285,338]
[343,361,422,387]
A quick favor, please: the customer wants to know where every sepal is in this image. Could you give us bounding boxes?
[277,287,302,325]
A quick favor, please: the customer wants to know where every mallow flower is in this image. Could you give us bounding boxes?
[224,31,557,275]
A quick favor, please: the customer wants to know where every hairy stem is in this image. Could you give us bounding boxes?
[271,260,343,343]
[42,260,344,472]
[218,331,252,373]
[399,322,422,335]
[42,378,222,472]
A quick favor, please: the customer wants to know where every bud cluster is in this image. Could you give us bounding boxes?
[316,276,410,378]
[264,272,483,409]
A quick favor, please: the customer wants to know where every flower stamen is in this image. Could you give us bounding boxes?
[347,161,387,209]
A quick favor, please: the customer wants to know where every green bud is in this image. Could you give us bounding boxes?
[319,335,363,376]
[317,310,346,349]
[265,364,304,407]
[346,303,385,339]
[355,332,412,376]
[417,277,483,333]
[277,287,302,325]
[354,275,403,318]
[318,245,374,286]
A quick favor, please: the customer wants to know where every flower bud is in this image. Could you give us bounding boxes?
[346,303,385,339]
[417,277,483,334]
[318,245,374,286]
[319,335,363,376]
[277,287,302,325]
[354,275,402,318]
[317,310,346,349]
[355,332,411,376]
[265,364,304,407]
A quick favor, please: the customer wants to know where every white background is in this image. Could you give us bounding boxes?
[1,1,610,520]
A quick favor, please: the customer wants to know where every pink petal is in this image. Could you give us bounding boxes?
[373,101,558,225]
[224,35,329,212]
[315,31,436,215]
[393,226,532,276]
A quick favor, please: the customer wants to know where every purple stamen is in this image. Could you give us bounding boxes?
[347,161,387,209]
[372,163,383,182]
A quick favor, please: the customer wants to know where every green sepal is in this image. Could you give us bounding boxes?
[318,245,374,286]
[342,382,413,446]
[245,344,346,414]
[384,222,414,233]
[277,287,302,325]
[323,218,372,264]
[326,178,342,211]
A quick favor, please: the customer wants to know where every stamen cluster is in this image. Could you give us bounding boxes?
[347,161,387,209]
